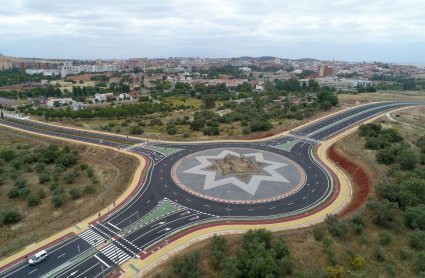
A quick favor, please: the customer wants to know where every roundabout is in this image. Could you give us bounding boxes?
[173,148,305,202]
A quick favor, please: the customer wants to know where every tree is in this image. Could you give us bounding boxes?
[376,148,396,165]
[39,173,51,184]
[130,125,144,135]
[7,187,20,199]
[404,205,425,230]
[220,257,241,278]
[51,194,66,208]
[272,237,290,259]
[0,209,22,225]
[202,94,215,109]
[409,229,425,250]
[63,173,77,184]
[27,195,41,207]
[69,187,81,200]
[397,149,417,170]
[415,252,425,274]
[83,184,96,194]
[172,250,204,278]
[0,150,16,161]
[14,178,27,189]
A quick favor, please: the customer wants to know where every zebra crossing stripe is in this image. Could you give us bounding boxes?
[79,229,105,246]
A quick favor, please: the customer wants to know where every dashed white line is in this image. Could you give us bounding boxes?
[165,184,167,187]
[204,205,210,207]
[28,269,37,274]
[187,199,192,202]
[57,253,66,258]
[173,192,177,195]
[269,207,275,209]
[303,197,306,199]
[147,200,150,203]
[288,203,293,205]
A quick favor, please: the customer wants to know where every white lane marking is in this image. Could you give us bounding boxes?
[28,269,37,274]
[161,177,162,180]
[108,222,120,230]
[161,170,162,173]
[186,199,192,202]
[248,209,254,211]
[147,200,150,203]
[269,207,275,209]
[75,262,101,278]
[57,253,66,258]
[165,184,167,187]
[94,255,110,268]
[315,174,317,177]
[312,189,315,192]
[303,197,306,199]
[288,203,293,205]
[204,205,210,207]
[173,192,177,195]
[316,182,318,184]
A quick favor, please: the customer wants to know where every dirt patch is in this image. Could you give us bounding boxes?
[328,139,375,217]
[216,157,260,175]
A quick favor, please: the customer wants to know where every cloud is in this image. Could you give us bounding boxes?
[0,0,424,62]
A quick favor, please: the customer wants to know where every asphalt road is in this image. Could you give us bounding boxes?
[0,101,422,278]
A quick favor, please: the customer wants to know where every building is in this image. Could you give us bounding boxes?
[239,67,251,72]
[35,62,52,69]
[41,80,49,84]
[0,98,20,108]
[47,98,73,107]
[0,59,12,71]
[119,93,130,99]
[94,93,107,101]
[319,66,337,77]
[28,96,46,105]
[128,91,139,100]
[73,102,86,111]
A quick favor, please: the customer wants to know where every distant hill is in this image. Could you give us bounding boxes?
[294,58,320,62]
[0,55,79,63]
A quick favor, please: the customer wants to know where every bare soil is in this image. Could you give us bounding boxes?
[216,157,260,175]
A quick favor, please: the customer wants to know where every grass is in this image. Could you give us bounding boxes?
[143,145,179,154]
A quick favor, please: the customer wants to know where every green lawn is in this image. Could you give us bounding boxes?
[143,145,179,154]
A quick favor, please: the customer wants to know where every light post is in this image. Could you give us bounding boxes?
[227,191,230,222]
[336,162,339,178]
[305,183,310,214]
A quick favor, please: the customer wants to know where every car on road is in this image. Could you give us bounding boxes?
[28,250,48,266]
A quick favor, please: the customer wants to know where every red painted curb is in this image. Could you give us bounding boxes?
[0,232,74,272]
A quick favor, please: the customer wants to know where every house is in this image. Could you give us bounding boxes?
[94,93,107,101]
[0,98,20,109]
[40,80,49,84]
[47,98,73,107]
[73,102,86,111]
[260,95,269,99]
[128,91,139,100]
[105,93,114,99]
[234,97,254,103]
[119,93,130,99]
[28,96,46,105]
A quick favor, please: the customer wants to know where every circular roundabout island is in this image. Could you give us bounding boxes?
[173,148,305,203]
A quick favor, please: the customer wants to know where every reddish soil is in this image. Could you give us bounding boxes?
[328,144,373,216]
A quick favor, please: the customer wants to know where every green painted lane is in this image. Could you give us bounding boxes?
[143,145,179,154]
[277,139,299,151]
[120,202,179,235]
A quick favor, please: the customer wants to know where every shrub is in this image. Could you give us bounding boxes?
[399,248,413,260]
[63,173,77,184]
[326,265,345,278]
[19,187,31,197]
[374,246,385,262]
[0,150,16,161]
[79,163,89,171]
[279,256,296,275]
[10,159,23,170]
[86,167,94,178]
[52,187,65,196]
[51,194,66,208]
[39,173,50,184]
[326,247,338,265]
[313,227,325,241]
[359,234,369,244]
[0,209,22,225]
[409,229,425,250]
[7,187,20,199]
[27,195,41,207]
[325,214,349,240]
[385,263,396,277]
[37,188,46,199]
[167,128,177,135]
[34,162,46,173]
[49,182,59,192]
[83,184,96,194]
[0,176,6,185]
[349,254,365,269]
[69,187,81,200]
[14,179,27,189]
[404,205,425,230]
[182,132,190,138]
[416,252,425,274]
[379,231,393,245]
[56,154,78,167]
[9,171,20,180]
[272,237,290,259]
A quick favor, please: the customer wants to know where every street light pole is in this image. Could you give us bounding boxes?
[306,183,310,214]
[227,191,230,222]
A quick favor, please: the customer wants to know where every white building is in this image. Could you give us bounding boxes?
[94,93,107,101]
[47,98,73,107]
[73,102,86,111]
[239,67,251,72]
[119,93,130,99]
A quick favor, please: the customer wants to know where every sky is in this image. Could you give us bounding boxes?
[1,0,424,63]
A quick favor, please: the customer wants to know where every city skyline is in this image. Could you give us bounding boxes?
[1,0,424,63]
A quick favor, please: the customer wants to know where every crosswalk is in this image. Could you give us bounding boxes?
[99,243,131,265]
[79,229,106,247]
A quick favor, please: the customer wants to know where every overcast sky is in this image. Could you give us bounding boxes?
[1,0,424,62]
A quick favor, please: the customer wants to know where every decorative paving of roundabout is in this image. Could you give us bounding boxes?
[172,148,305,203]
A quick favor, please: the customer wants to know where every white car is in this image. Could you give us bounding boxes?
[28,250,48,265]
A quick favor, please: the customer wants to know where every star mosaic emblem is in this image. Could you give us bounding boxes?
[183,150,289,195]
